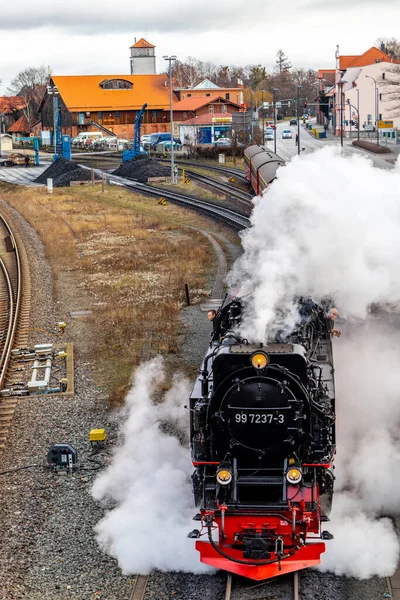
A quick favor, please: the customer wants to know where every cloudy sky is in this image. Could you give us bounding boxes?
[1,0,399,93]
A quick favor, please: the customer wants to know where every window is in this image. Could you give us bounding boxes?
[115,111,120,119]
[183,112,188,118]
[206,93,210,97]
[153,111,157,117]
[209,106,214,114]
[225,93,230,100]
[98,112,103,121]
[222,105,227,113]
[382,72,386,80]
[100,79,133,90]
[187,94,191,97]
[379,93,382,101]
[379,113,382,120]
[78,113,85,125]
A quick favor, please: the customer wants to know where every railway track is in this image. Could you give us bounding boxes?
[92,170,251,230]
[180,169,253,206]
[224,571,299,600]
[0,211,30,450]
[157,158,247,181]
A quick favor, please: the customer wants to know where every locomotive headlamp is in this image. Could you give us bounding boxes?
[216,466,233,485]
[251,352,268,370]
[286,467,302,485]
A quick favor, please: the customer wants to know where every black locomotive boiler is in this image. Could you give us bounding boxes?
[188,297,336,580]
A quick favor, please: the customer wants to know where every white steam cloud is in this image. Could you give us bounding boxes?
[92,357,210,574]
[229,146,400,341]
[229,147,400,578]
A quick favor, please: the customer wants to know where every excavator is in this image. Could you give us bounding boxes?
[122,103,148,163]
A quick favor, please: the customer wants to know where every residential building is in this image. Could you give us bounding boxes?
[7,115,30,139]
[319,45,400,136]
[175,79,244,106]
[174,96,241,144]
[0,96,26,132]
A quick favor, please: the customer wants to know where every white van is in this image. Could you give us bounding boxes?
[72,132,103,148]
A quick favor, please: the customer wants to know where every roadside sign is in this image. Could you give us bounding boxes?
[364,124,374,131]
[378,120,394,129]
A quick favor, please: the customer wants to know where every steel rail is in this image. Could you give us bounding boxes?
[0,214,22,389]
[129,574,149,600]
[181,170,253,205]
[157,158,247,180]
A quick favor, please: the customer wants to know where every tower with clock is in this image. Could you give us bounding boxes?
[130,38,156,75]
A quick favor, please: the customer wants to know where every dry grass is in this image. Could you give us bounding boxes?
[0,181,218,404]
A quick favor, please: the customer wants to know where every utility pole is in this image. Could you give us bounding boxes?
[273,88,278,154]
[355,88,360,141]
[47,83,59,159]
[297,85,302,155]
[163,55,177,183]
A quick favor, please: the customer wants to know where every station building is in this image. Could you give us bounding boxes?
[39,38,244,142]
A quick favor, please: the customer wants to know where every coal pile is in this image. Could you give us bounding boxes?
[35,157,79,184]
[54,167,101,187]
[112,155,170,183]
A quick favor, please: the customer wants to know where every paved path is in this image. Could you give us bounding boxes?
[0,166,46,186]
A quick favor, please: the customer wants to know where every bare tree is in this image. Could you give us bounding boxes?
[7,65,49,125]
[375,37,400,60]
[380,63,400,116]
[274,50,292,75]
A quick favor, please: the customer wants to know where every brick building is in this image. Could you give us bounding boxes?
[40,74,178,139]
[0,96,26,132]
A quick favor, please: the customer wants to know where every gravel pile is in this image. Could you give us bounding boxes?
[35,157,79,184]
[54,167,101,187]
[112,155,170,183]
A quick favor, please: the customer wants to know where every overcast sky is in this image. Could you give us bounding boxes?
[1,0,400,93]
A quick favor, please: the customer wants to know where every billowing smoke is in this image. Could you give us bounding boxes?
[92,357,210,574]
[229,146,400,341]
[229,147,400,578]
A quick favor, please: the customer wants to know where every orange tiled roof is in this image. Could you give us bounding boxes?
[0,96,26,113]
[339,55,359,69]
[51,75,176,112]
[130,38,155,49]
[172,96,240,111]
[7,115,30,133]
[349,46,400,67]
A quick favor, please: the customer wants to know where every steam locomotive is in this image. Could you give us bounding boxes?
[188,297,336,580]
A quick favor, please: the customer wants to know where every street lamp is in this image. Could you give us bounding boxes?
[273,88,278,154]
[338,80,347,148]
[261,90,265,145]
[365,75,379,146]
[163,55,177,183]
[297,85,302,155]
[355,88,360,141]
[47,83,59,159]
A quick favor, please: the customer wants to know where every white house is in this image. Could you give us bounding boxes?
[341,62,400,136]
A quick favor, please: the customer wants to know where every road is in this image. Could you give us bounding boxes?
[264,120,397,170]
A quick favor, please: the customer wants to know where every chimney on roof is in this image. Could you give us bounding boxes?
[134,37,137,43]
[380,42,386,53]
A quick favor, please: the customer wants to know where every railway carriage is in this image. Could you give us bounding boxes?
[244,145,284,195]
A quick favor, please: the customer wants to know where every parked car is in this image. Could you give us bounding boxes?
[72,132,103,148]
[141,134,152,145]
[265,128,274,141]
[290,119,297,125]
[150,132,181,149]
[282,129,293,139]
[214,138,232,147]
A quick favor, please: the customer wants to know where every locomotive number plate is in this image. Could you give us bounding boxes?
[234,412,285,424]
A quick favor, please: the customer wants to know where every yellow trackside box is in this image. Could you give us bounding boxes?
[90,428,107,442]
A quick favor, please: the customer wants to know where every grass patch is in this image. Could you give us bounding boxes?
[0,182,218,404]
